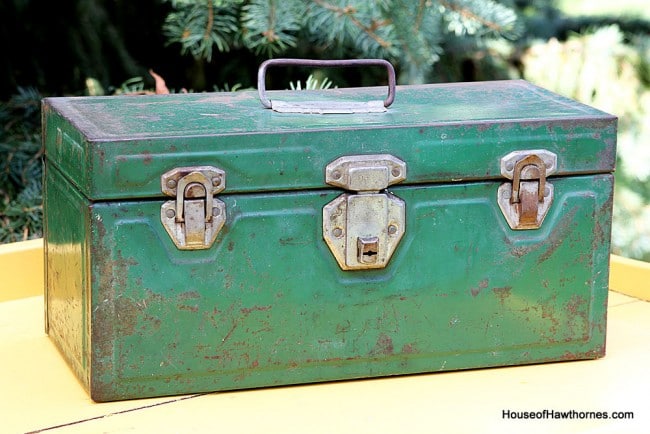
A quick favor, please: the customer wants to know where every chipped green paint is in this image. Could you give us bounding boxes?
[43,81,616,401]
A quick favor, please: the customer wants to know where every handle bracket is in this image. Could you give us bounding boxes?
[257,58,396,113]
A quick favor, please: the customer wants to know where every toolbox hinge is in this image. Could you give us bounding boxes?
[160,166,226,250]
[323,154,406,270]
[498,150,557,230]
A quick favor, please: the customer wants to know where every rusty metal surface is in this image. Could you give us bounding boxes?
[42,80,617,402]
[41,81,617,201]
[45,163,614,401]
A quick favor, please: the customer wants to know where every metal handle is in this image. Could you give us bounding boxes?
[257,58,396,110]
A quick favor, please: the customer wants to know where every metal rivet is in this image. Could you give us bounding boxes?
[391,168,401,177]
[212,176,221,187]
[166,179,177,189]
[332,170,341,180]
[212,207,221,217]
[505,161,514,172]
[388,224,398,235]
[333,227,343,238]
[165,209,175,219]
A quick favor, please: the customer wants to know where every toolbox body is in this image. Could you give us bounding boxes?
[43,79,616,402]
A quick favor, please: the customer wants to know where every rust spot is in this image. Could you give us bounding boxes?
[509,246,528,258]
[142,313,161,331]
[492,286,512,305]
[178,304,199,312]
[401,343,417,354]
[370,333,393,356]
[91,218,141,394]
[279,237,295,245]
[224,274,233,289]
[540,296,560,335]
[179,290,200,300]
[470,279,489,297]
[596,146,615,171]
[114,297,139,335]
[592,188,613,250]
[336,320,351,334]
[240,305,272,315]
[504,206,579,261]
[227,241,235,251]
[142,151,152,165]
[536,206,579,264]
[565,294,586,315]
[560,351,579,361]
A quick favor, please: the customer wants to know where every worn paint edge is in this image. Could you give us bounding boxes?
[0,238,648,302]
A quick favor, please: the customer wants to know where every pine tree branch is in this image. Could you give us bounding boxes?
[263,0,278,43]
[438,0,503,33]
[415,0,426,32]
[312,0,392,49]
[203,0,214,41]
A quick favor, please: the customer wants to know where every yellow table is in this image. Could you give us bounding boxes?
[1,240,649,433]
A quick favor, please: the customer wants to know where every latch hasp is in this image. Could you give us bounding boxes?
[160,166,226,250]
[323,154,406,270]
[498,150,557,230]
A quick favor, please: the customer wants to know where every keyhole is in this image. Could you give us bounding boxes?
[363,249,378,259]
[357,237,379,264]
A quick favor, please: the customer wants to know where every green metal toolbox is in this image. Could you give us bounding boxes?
[43,60,617,402]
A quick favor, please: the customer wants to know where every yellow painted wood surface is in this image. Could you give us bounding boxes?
[609,254,650,301]
[0,238,44,302]
[1,239,649,433]
[1,291,647,433]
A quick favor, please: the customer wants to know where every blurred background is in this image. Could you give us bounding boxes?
[0,0,648,261]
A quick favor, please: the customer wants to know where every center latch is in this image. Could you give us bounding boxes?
[323,154,406,270]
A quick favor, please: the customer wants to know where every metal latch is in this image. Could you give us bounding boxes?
[160,166,226,250]
[498,150,557,230]
[323,154,406,270]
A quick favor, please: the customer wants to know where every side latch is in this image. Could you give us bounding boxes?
[161,166,226,250]
[323,154,406,270]
[498,150,557,230]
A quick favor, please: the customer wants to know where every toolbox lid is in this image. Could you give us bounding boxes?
[43,80,616,200]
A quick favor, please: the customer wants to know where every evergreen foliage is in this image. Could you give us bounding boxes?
[522,26,650,261]
[162,0,521,84]
[0,88,43,243]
